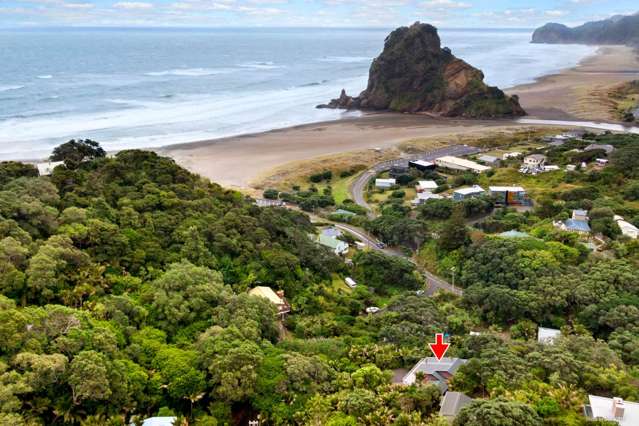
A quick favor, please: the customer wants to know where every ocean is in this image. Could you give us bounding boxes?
[0,27,597,160]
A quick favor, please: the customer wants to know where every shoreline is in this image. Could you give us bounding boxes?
[162,45,639,189]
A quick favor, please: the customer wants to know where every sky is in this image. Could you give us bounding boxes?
[0,0,637,28]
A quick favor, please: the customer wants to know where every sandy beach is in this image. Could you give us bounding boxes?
[161,45,639,190]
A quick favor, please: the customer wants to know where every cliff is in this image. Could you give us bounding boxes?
[318,22,525,118]
[532,12,639,47]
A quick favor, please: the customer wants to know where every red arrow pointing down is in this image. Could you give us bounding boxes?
[429,333,450,361]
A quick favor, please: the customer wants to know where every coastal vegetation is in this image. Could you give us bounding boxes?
[2,134,639,425]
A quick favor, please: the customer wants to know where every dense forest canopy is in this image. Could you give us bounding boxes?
[1,139,639,425]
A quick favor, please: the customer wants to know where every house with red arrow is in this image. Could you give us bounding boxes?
[401,357,468,392]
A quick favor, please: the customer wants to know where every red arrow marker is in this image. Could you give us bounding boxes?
[429,333,450,361]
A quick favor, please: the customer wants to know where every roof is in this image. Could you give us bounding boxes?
[375,178,396,185]
[417,180,438,190]
[499,230,530,238]
[564,219,591,233]
[35,161,64,176]
[573,209,588,217]
[615,217,639,239]
[140,417,177,426]
[318,234,348,251]
[410,160,435,167]
[489,186,525,193]
[322,227,342,237]
[587,395,639,425]
[334,209,356,216]
[435,156,491,172]
[440,392,473,418]
[249,286,285,305]
[525,154,547,161]
[538,327,561,344]
[416,192,443,201]
[454,185,485,196]
[478,155,499,163]
[402,357,468,389]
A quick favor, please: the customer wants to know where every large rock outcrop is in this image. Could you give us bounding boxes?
[318,22,525,118]
[532,13,639,46]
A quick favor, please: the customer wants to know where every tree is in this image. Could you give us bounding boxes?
[68,351,112,404]
[0,162,38,186]
[438,206,469,252]
[611,144,639,178]
[50,139,106,169]
[454,398,542,426]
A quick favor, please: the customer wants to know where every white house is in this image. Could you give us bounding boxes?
[434,156,491,173]
[412,192,444,206]
[137,418,177,426]
[502,152,522,160]
[614,215,639,239]
[35,161,64,176]
[345,277,357,289]
[538,327,561,345]
[453,185,485,201]
[584,396,639,426]
[375,178,396,189]
[416,180,438,192]
[524,154,547,169]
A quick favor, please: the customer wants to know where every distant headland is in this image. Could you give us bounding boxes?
[532,12,639,48]
[318,22,526,119]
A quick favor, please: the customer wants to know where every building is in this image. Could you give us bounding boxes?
[584,396,639,425]
[416,180,438,192]
[138,418,177,426]
[555,219,591,234]
[412,192,444,206]
[317,234,349,255]
[249,286,291,317]
[345,277,357,289]
[585,144,615,154]
[389,165,409,178]
[453,185,485,201]
[322,227,342,238]
[523,154,547,169]
[440,392,473,422]
[333,209,357,217]
[572,209,589,222]
[35,161,64,176]
[375,178,396,189]
[488,186,528,206]
[409,160,436,172]
[615,215,639,239]
[538,327,561,345]
[477,154,500,165]
[255,198,284,208]
[502,152,522,160]
[434,156,491,174]
[402,357,468,392]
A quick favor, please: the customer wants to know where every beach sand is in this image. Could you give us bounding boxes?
[162,45,639,190]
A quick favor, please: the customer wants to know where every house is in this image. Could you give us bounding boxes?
[255,198,284,207]
[585,144,615,154]
[538,327,561,345]
[555,219,591,234]
[137,418,177,426]
[543,165,560,172]
[453,185,485,201]
[502,151,522,160]
[554,210,591,234]
[544,134,570,144]
[615,215,639,239]
[523,154,547,169]
[345,277,357,289]
[434,156,491,174]
[416,180,438,192]
[584,395,639,425]
[412,192,444,206]
[35,161,64,176]
[566,164,577,171]
[573,209,589,222]
[402,357,468,392]
[478,154,500,165]
[409,160,436,172]
[595,158,609,166]
[317,234,349,255]
[488,186,529,206]
[322,227,342,238]
[375,178,396,189]
[248,286,291,317]
[440,392,473,422]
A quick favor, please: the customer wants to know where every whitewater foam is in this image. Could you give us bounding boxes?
[145,68,234,77]
[0,85,25,93]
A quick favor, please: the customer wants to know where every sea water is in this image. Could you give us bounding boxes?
[0,27,597,160]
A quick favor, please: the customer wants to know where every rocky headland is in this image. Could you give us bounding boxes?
[318,22,526,118]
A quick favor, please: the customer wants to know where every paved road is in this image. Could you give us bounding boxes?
[349,144,482,214]
[333,223,463,296]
